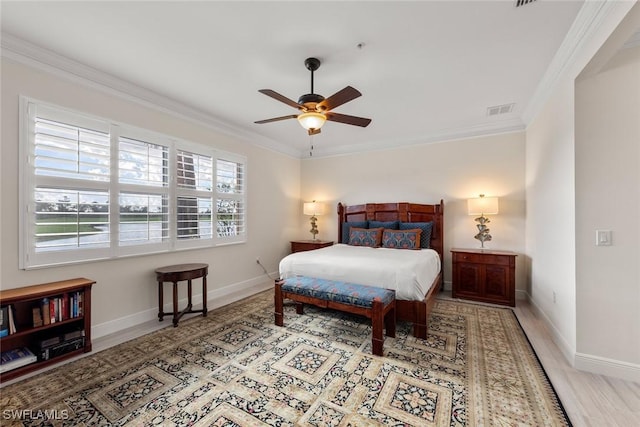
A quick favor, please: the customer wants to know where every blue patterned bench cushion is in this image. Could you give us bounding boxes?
[282,276,395,308]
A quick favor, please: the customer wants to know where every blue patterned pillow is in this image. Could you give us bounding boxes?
[399,222,433,249]
[382,229,422,250]
[341,221,368,243]
[348,227,383,247]
[369,220,399,230]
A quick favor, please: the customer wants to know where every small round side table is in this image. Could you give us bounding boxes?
[155,263,208,327]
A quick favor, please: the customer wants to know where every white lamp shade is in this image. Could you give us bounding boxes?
[303,201,325,216]
[297,112,326,130]
[468,196,499,215]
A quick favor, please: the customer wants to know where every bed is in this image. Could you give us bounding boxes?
[279,201,444,339]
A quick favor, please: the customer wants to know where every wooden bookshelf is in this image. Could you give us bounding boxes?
[0,278,94,382]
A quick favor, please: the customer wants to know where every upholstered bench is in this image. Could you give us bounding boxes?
[274,276,396,356]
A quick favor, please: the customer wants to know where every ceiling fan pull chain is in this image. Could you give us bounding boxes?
[309,135,314,157]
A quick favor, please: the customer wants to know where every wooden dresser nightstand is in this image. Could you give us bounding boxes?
[291,240,333,253]
[451,248,517,307]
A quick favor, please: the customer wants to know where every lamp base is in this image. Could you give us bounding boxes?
[473,215,492,248]
[309,215,318,240]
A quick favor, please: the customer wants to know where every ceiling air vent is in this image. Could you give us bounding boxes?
[515,0,537,7]
[487,103,515,117]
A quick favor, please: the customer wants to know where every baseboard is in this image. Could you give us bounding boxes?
[92,272,276,340]
[525,292,576,365]
[525,292,640,382]
[575,353,640,383]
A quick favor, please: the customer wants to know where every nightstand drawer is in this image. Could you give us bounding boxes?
[452,252,511,266]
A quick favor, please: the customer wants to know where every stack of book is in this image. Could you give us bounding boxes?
[39,292,84,326]
[0,347,37,373]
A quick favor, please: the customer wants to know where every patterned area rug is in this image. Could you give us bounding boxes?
[1,290,570,426]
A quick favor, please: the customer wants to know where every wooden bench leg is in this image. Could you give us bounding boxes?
[385,301,396,338]
[274,279,284,327]
[295,302,304,314]
[372,300,384,356]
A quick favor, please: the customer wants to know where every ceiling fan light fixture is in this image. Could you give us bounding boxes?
[297,112,326,131]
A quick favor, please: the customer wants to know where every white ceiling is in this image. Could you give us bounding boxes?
[1,0,586,158]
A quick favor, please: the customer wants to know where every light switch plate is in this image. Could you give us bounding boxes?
[596,230,612,246]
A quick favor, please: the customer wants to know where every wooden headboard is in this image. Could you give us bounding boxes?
[337,201,445,260]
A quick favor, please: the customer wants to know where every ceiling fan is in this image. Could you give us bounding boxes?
[255,57,372,136]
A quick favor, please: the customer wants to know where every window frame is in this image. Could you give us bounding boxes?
[19,97,247,269]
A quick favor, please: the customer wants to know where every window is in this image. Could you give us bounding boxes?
[20,98,247,269]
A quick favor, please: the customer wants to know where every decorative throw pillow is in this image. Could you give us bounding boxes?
[341,221,368,243]
[382,229,423,250]
[348,227,383,247]
[399,221,433,249]
[369,220,399,230]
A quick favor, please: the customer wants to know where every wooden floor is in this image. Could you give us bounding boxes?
[509,296,640,426]
[3,289,639,426]
[441,291,640,427]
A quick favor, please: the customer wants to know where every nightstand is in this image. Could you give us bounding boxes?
[291,240,333,253]
[451,248,516,306]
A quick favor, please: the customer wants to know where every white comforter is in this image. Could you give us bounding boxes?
[279,243,441,300]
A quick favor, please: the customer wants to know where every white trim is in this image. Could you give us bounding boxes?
[20,97,248,268]
[522,0,621,125]
[310,119,525,158]
[523,291,640,383]
[525,292,576,365]
[575,352,640,383]
[1,33,532,159]
[91,274,276,340]
[1,33,300,159]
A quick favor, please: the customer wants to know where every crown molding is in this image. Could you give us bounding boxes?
[522,0,630,125]
[0,33,300,158]
[2,32,529,160]
[309,118,525,158]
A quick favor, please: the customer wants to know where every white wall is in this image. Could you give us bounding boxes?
[300,132,527,291]
[525,82,577,359]
[0,59,301,337]
[525,1,638,380]
[575,46,640,368]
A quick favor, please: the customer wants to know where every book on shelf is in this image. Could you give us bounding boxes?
[32,306,43,327]
[8,306,16,334]
[0,306,9,337]
[42,297,50,326]
[0,347,37,373]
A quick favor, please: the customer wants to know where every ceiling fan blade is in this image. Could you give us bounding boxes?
[325,112,372,127]
[258,89,301,110]
[254,115,298,124]
[317,86,362,111]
